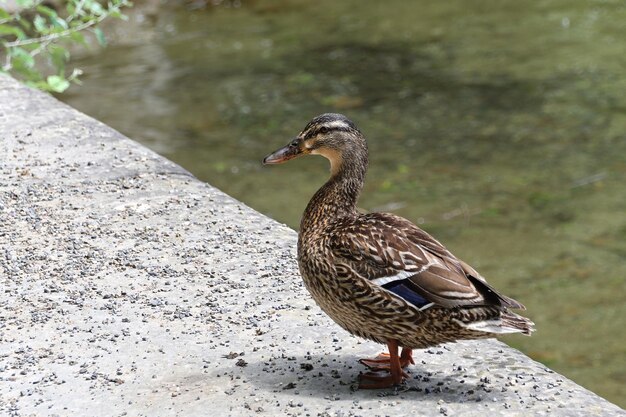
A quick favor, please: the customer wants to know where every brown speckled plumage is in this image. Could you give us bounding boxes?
[264,113,534,387]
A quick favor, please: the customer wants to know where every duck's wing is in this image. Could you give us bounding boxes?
[328,212,524,310]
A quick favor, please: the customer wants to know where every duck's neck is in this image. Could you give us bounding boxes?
[299,147,367,235]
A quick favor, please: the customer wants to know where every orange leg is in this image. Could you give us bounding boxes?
[358,340,408,389]
[400,347,414,367]
[359,346,415,370]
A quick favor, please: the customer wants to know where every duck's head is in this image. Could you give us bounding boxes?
[263,113,367,176]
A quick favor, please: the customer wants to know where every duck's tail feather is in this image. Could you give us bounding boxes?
[459,310,535,336]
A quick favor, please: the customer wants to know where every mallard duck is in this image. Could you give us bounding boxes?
[263,113,534,389]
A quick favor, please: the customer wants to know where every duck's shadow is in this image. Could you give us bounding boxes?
[229,352,504,404]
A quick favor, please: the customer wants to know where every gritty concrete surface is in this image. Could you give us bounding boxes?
[0,74,624,417]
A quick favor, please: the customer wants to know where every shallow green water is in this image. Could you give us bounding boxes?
[61,0,626,406]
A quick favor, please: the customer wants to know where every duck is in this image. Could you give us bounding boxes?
[263,113,534,389]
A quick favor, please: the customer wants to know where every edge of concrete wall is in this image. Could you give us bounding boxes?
[1,74,624,417]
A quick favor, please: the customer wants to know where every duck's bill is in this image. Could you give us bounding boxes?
[262,144,303,164]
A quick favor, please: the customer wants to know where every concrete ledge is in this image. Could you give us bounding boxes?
[1,74,624,416]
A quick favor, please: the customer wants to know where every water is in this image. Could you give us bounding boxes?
[61,0,626,405]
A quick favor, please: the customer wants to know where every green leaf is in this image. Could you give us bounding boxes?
[15,0,36,8]
[17,16,31,30]
[0,8,11,20]
[69,31,87,45]
[10,47,35,69]
[33,14,48,33]
[46,75,71,93]
[65,1,75,15]
[50,16,69,30]
[112,11,129,21]
[35,5,69,31]
[26,80,50,90]
[36,5,59,18]
[14,65,42,83]
[94,27,106,47]
[0,23,26,39]
[20,42,40,52]
[88,1,105,15]
[48,44,69,70]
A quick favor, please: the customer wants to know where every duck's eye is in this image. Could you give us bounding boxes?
[319,126,329,134]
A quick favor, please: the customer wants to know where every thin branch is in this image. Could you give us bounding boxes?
[1,0,129,84]
[0,0,46,24]
[2,53,11,72]
[67,0,87,24]
[3,12,110,48]
[29,37,54,59]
